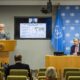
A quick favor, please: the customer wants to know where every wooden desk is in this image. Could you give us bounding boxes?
[45,55,80,80]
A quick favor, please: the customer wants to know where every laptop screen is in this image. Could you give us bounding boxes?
[77,52,80,56]
[54,52,64,56]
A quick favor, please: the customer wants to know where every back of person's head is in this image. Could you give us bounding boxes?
[14,54,22,62]
[45,67,57,80]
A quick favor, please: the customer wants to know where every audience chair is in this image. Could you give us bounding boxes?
[38,68,46,76]
[63,68,80,78]
[0,67,4,72]
[38,72,46,76]
[65,71,80,80]
[38,68,46,80]
[38,76,46,80]
[0,71,3,80]
[39,68,46,72]
[7,75,27,80]
[10,69,28,77]
[68,76,80,80]
[0,67,5,78]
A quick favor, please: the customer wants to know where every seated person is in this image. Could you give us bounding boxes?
[70,38,80,55]
[0,23,10,40]
[5,54,32,80]
[45,67,57,80]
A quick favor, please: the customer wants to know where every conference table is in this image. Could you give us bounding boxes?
[45,55,80,80]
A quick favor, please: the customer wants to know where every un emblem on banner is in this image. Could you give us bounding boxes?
[55,29,62,39]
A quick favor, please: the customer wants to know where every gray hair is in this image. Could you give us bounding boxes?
[73,38,79,41]
[45,67,57,80]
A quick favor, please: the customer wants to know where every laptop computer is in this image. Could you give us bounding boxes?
[54,52,64,56]
[77,52,80,56]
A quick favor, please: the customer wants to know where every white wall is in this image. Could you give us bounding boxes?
[0,6,54,69]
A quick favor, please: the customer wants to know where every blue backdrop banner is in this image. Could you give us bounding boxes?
[51,5,80,54]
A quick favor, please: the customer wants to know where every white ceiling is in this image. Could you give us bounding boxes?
[0,0,80,5]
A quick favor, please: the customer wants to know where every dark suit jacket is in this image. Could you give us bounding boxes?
[0,33,10,40]
[70,44,80,55]
[5,62,32,80]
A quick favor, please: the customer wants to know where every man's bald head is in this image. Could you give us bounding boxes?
[0,24,5,32]
[0,24,5,28]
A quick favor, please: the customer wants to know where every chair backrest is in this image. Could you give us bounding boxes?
[0,71,3,80]
[10,69,28,77]
[0,67,4,76]
[39,68,46,72]
[65,71,80,80]
[63,68,80,77]
[0,67,4,72]
[38,68,46,76]
[38,72,46,76]
[38,68,46,80]
[7,75,27,80]
[68,76,80,80]
[38,76,46,80]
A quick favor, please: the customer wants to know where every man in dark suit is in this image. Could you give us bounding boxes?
[0,24,10,40]
[70,38,80,55]
[5,54,32,80]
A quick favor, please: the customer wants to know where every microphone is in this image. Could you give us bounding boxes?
[47,0,52,13]
[6,32,10,39]
[41,0,52,14]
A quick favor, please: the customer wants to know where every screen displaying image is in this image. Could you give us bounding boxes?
[14,17,52,39]
[20,23,46,38]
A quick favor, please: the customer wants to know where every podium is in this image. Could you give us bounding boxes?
[0,40,16,64]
